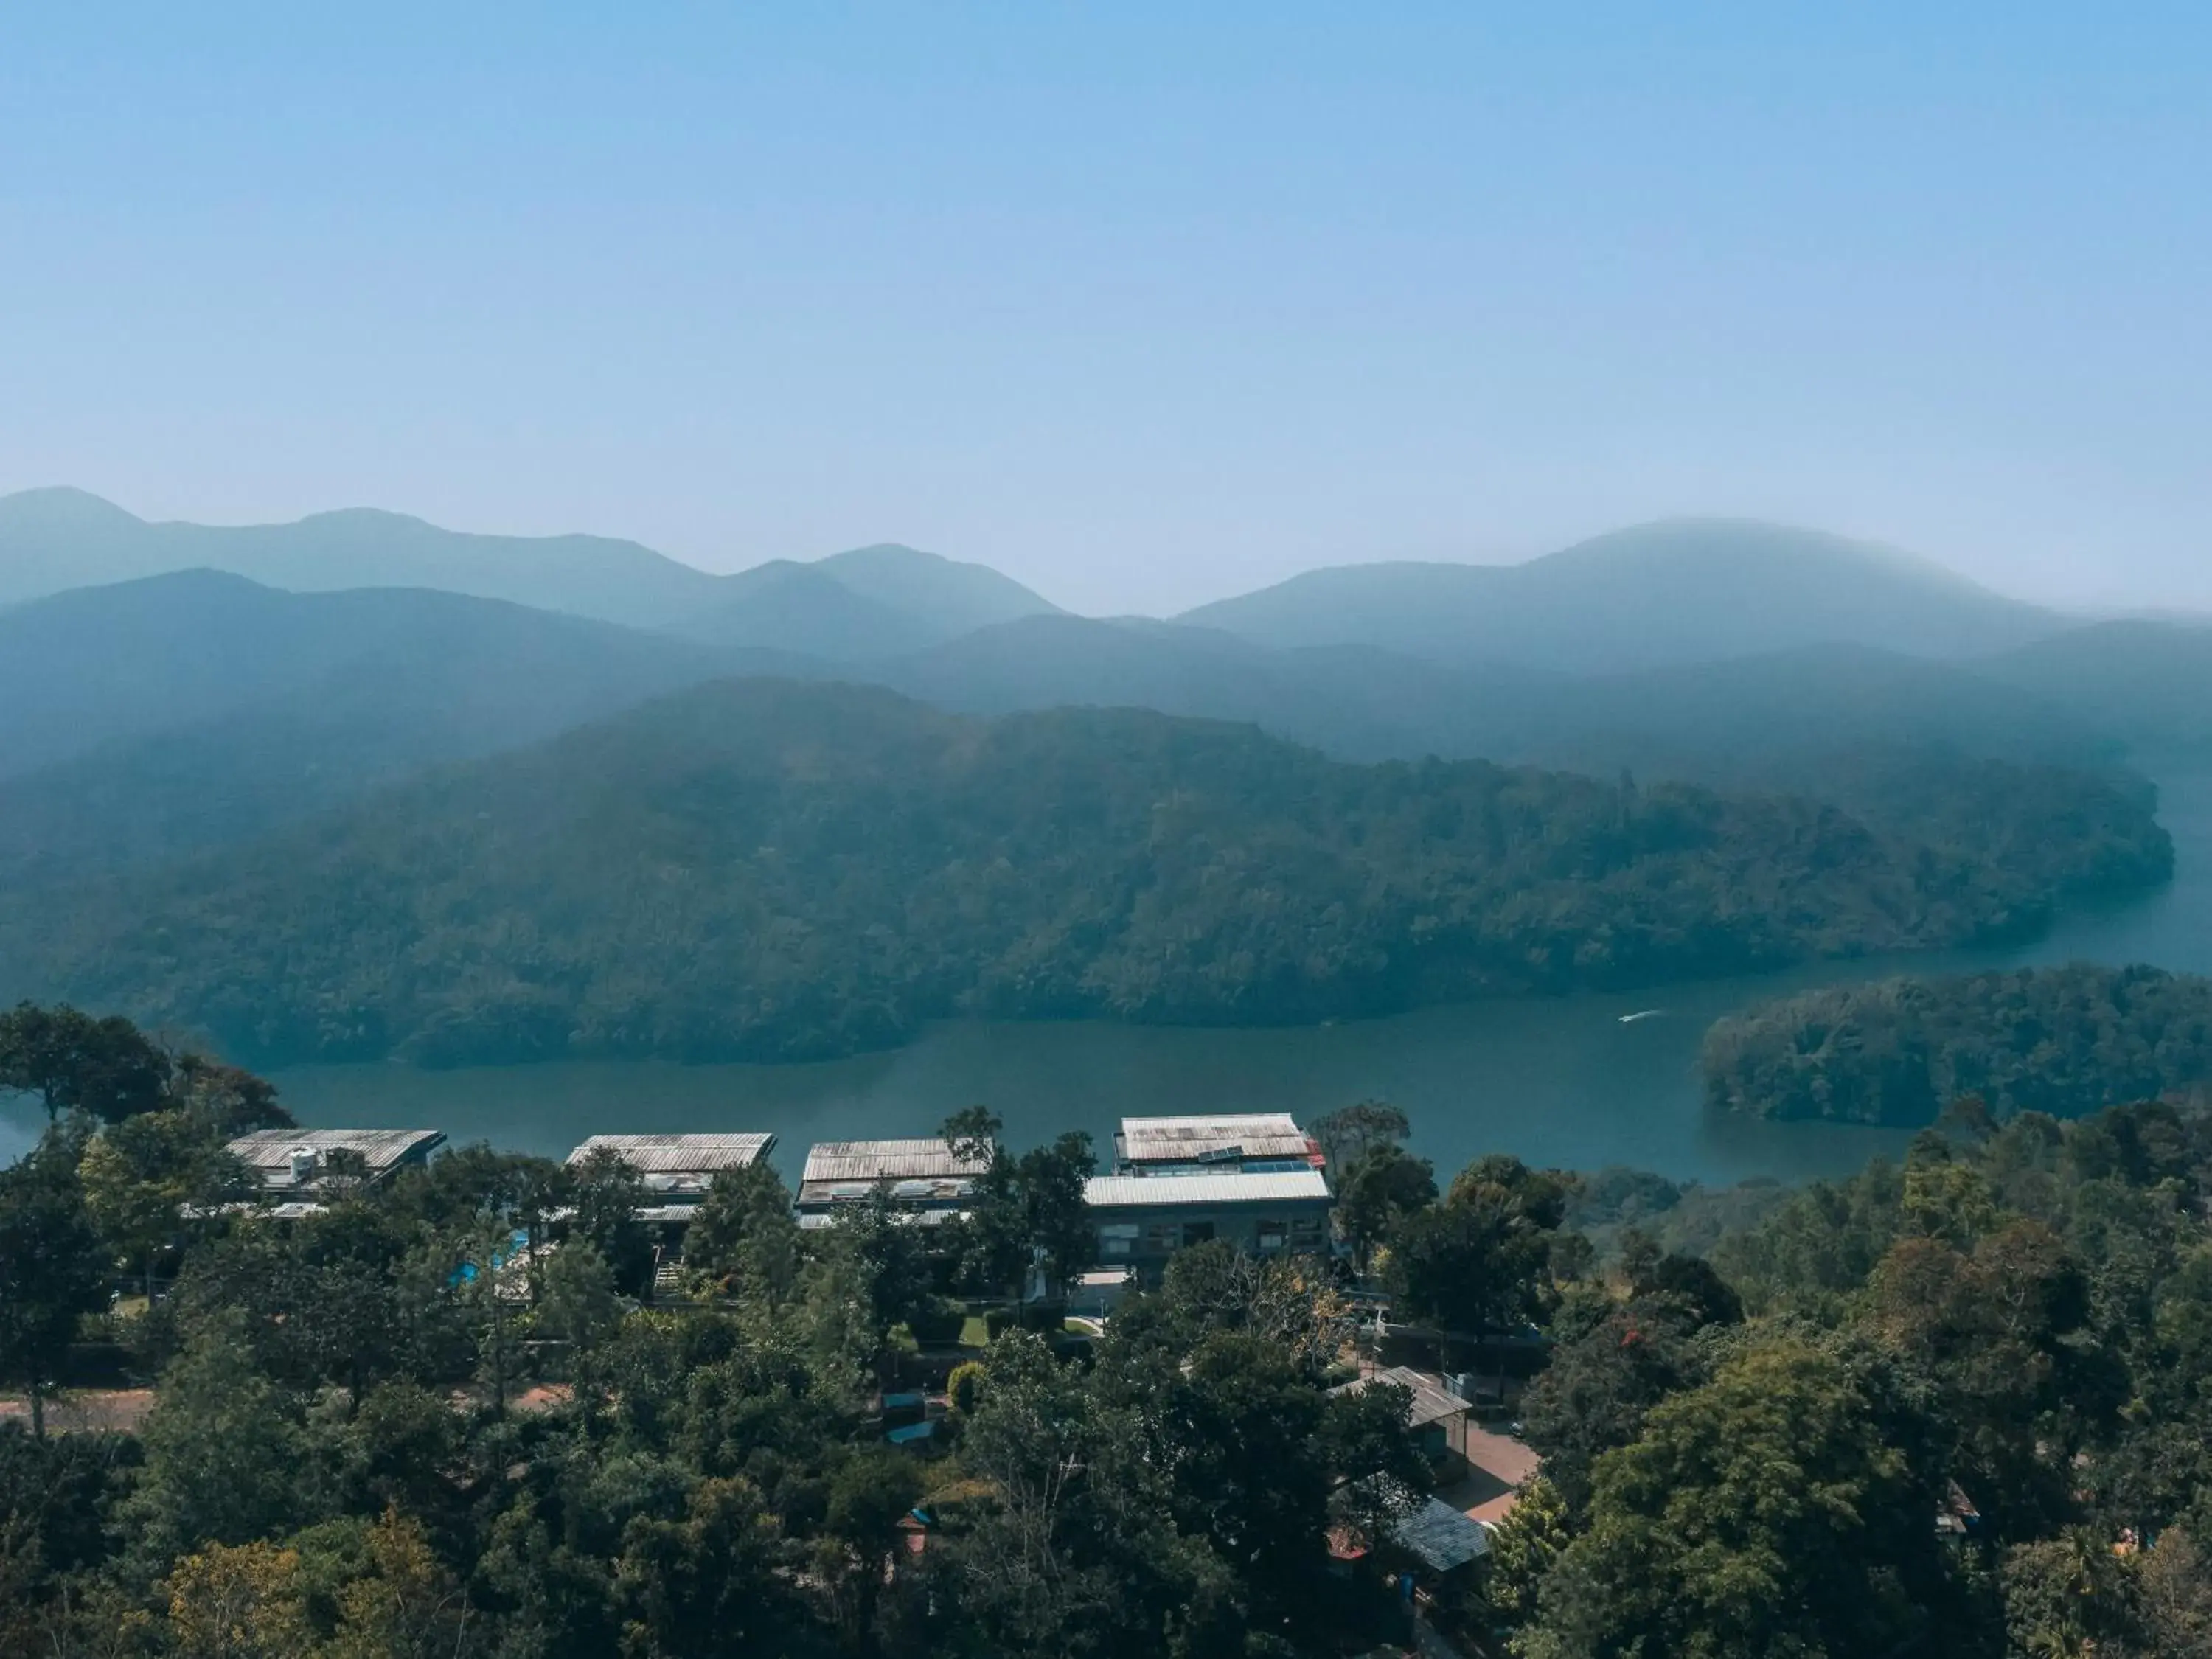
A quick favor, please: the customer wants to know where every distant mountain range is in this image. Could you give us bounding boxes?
[5,486,2211,914]
[1176,519,2062,669]
[0,487,1062,644]
[0,489,2067,673]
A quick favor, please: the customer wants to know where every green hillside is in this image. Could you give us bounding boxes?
[0,679,2170,1069]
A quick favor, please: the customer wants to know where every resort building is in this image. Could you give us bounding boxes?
[226,1128,446,1209]
[1082,1166,1332,1276]
[1113,1113,1324,1175]
[796,1137,994,1231]
[566,1133,776,1222]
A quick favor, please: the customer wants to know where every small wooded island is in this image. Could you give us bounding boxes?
[1702,962,2212,1124]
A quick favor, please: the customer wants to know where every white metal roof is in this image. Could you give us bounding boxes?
[1118,1113,1316,1164]
[1082,1169,1331,1208]
[801,1138,992,1183]
[566,1133,775,1173]
[226,1128,445,1175]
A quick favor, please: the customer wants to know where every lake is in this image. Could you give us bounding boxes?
[10,760,2212,1187]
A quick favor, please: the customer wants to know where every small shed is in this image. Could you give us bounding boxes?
[1331,1366,1472,1472]
[1390,1495,1492,1579]
[226,1129,445,1202]
[1114,1113,1324,1175]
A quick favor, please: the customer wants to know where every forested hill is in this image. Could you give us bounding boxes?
[0,680,2174,1069]
[1702,963,2212,1124]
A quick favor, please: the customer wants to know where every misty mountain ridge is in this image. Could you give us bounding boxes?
[0,488,1062,644]
[3,489,2079,675]
[1177,518,2063,669]
[0,570,830,887]
[7,490,2207,908]
[672,546,1060,658]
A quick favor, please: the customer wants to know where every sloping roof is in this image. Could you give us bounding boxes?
[1118,1113,1317,1164]
[567,1134,774,1173]
[1393,1497,1491,1574]
[1330,1366,1469,1430]
[1082,1169,1331,1208]
[801,1138,992,1183]
[226,1129,445,1178]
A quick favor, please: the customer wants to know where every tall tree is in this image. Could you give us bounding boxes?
[0,1003,171,1124]
[0,1136,106,1438]
[1386,1155,1573,1346]
[1310,1101,1411,1171]
[685,1160,801,1305]
[1521,1339,1957,1659]
[1333,1141,1435,1276]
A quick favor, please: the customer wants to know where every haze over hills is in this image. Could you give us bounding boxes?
[0,571,821,887]
[0,678,2167,1070]
[0,486,725,627]
[2,490,2076,675]
[5,563,2194,900]
[8,488,2211,922]
[1177,519,2065,669]
[672,545,1061,658]
[1971,619,2212,757]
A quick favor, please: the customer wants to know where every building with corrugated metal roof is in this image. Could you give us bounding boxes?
[567,1133,776,1222]
[1330,1366,1472,1473]
[796,1137,993,1230]
[1113,1113,1324,1175]
[226,1128,446,1202]
[1082,1167,1331,1276]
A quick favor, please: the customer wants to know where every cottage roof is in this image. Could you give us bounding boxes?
[801,1138,992,1184]
[567,1134,775,1174]
[226,1128,445,1183]
[797,1135,990,1211]
[1082,1169,1330,1208]
[1330,1366,1470,1430]
[1117,1113,1318,1165]
[1392,1497,1491,1574]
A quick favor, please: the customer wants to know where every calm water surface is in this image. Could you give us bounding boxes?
[12,762,2211,1186]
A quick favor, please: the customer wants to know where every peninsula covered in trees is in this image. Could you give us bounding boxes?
[0,680,2173,1069]
[1701,962,2212,1124]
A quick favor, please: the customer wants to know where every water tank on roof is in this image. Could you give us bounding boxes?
[288,1146,319,1185]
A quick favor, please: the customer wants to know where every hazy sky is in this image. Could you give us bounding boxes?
[4,4,2208,616]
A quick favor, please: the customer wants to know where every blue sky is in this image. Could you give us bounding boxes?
[3,3,2207,614]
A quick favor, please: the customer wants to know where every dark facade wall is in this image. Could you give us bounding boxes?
[1091,1197,1332,1273]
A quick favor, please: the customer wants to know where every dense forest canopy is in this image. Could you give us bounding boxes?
[1702,962,2212,1124]
[7,1007,2212,1655]
[0,680,2172,1069]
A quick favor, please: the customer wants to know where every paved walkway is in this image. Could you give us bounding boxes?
[0,1388,154,1433]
